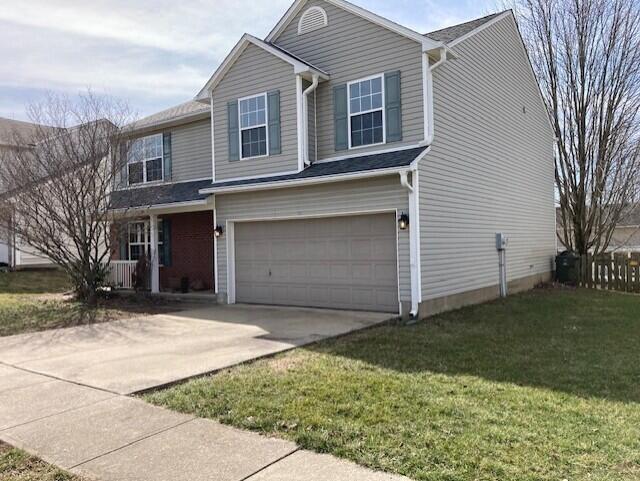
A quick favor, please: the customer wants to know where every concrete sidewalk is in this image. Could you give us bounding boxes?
[0,365,409,481]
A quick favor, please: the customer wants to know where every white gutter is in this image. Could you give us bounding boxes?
[302,74,319,166]
[199,165,407,195]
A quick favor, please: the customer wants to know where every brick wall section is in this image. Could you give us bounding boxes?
[160,211,214,291]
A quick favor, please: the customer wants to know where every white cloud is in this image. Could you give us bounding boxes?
[0,0,496,120]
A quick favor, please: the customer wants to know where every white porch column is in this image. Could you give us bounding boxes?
[149,214,160,293]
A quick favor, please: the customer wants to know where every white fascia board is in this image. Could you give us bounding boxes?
[109,199,210,216]
[199,166,404,195]
[195,34,328,101]
[266,0,443,53]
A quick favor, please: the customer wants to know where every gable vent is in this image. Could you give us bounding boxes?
[298,6,328,35]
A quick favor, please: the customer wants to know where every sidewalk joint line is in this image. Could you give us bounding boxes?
[0,361,121,395]
[241,447,302,481]
[68,417,197,470]
[0,396,118,433]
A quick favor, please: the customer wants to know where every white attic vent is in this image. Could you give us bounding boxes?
[298,6,328,35]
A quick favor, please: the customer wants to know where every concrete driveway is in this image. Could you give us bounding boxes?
[0,304,390,394]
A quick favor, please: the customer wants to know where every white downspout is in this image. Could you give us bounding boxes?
[302,74,319,166]
[399,170,419,318]
[422,47,447,146]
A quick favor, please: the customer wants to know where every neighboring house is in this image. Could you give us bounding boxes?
[110,0,556,318]
[557,206,640,253]
[0,117,57,269]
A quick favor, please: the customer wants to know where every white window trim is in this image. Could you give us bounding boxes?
[127,220,164,265]
[128,133,164,186]
[238,92,270,160]
[347,73,386,150]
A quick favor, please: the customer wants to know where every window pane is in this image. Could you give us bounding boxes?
[241,114,249,128]
[249,111,257,126]
[249,97,257,111]
[349,83,359,98]
[362,128,373,145]
[128,162,143,184]
[146,158,163,182]
[241,126,267,158]
[350,99,360,114]
[361,95,371,111]
[361,80,370,96]
[240,100,248,114]
[371,76,382,93]
[257,110,265,125]
[372,110,383,127]
[373,126,383,144]
[372,93,383,109]
[257,95,265,109]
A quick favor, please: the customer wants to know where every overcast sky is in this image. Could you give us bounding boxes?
[0,0,496,122]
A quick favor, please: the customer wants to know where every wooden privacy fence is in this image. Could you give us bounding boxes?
[579,252,640,292]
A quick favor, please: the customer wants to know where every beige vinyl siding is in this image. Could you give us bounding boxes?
[215,176,410,301]
[16,242,53,268]
[273,0,424,160]
[419,15,556,301]
[212,44,298,180]
[171,119,212,182]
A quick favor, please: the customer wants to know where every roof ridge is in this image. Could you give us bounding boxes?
[424,10,510,43]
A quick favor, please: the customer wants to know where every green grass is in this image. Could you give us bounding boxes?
[0,443,83,481]
[0,270,180,337]
[146,288,640,481]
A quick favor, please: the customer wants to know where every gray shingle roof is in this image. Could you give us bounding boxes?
[109,147,427,209]
[205,146,427,190]
[424,11,507,43]
[130,100,210,132]
[110,179,212,210]
[0,117,57,147]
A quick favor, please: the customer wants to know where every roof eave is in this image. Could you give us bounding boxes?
[199,165,405,195]
[195,33,330,102]
[265,0,444,52]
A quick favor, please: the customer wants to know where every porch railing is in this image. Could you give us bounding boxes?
[107,260,137,289]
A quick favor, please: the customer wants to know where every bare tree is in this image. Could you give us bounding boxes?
[0,91,132,305]
[515,0,640,254]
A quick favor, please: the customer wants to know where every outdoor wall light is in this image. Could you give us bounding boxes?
[398,213,409,231]
[214,225,224,238]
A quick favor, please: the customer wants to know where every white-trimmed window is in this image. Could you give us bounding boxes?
[128,134,163,185]
[348,74,385,148]
[127,220,164,264]
[239,93,268,159]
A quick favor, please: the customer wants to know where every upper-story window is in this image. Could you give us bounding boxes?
[128,134,163,185]
[239,93,268,159]
[348,75,385,148]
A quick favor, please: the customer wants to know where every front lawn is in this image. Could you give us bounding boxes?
[146,288,640,481]
[0,270,181,337]
[0,442,83,481]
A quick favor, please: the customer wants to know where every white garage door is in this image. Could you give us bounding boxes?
[234,213,398,312]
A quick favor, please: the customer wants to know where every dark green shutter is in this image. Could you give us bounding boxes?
[119,226,128,260]
[333,84,348,151]
[162,219,172,267]
[163,132,172,181]
[384,70,402,142]
[267,90,281,155]
[227,101,240,161]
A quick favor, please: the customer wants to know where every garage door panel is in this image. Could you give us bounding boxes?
[234,214,398,312]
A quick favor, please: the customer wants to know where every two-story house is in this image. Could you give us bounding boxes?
[110,0,556,318]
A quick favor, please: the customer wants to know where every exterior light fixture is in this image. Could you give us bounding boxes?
[214,225,224,238]
[398,213,409,231]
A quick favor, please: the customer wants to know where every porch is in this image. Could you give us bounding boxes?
[110,209,216,294]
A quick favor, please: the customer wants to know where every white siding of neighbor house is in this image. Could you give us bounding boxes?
[272,0,424,160]
[16,242,53,268]
[419,15,556,301]
[215,176,410,301]
[212,44,299,180]
[0,241,7,265]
